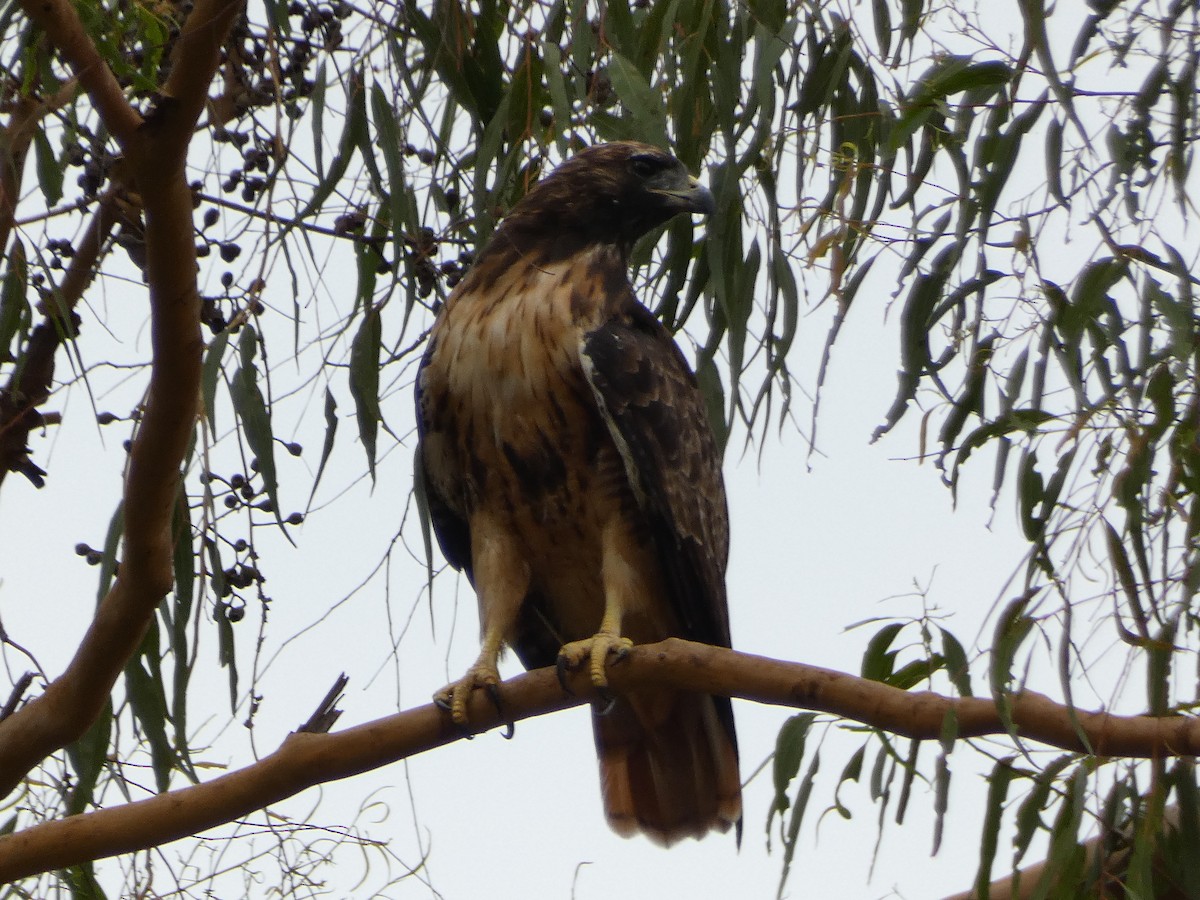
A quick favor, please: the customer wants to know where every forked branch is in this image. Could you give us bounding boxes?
[0,0,244,799]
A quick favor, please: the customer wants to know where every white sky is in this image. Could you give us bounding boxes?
[0,263,1032,898]
[0,1,1185,897]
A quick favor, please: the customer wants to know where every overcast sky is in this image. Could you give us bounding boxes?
[0,1,1172,897]
[0,248,1033,898]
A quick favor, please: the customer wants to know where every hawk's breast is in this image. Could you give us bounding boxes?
[418,249,657,640]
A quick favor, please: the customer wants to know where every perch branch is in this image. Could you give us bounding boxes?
[0,638,1198,883]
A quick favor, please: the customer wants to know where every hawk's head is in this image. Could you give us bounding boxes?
[495,142,714,260]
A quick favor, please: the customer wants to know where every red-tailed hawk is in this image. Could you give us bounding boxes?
[415,141,740,844]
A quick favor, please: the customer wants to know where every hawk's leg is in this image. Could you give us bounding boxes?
[557,517,637,700]
[557,609,634,693]
[434,631,507,727]
[434,515,528,728]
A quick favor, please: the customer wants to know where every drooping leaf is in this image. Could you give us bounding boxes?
[231,326,285,531]
[940,627,973,697]
[973,757,1017,898]
[307,386,339,510]
[348,306,382,482]
[295,69,369,223]
[200,330,229,432]
[833,743,866,819]
[776,750,821,899]
[124,623,174,793]
[607,51,669,146]
[65,699,112,815]
[861,622,904,682]
[33,125,63,206]
[0,239,29,361]
[990,593,1038,732]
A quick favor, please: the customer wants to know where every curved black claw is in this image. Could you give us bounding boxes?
[432,693,475,740]
[485,683,515,740]
[594,685,617,716]
[556,655,575,695]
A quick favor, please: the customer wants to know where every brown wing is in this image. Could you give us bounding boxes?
[580,298,736,742]
[581,300,731,645]
[413,337,473,584]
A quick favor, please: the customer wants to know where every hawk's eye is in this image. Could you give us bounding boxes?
[630,154,662,179]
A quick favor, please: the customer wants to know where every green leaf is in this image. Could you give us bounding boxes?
[950,408,1054,494]
[888,56,978,153]
[542,43,574,155]
[96,502,124,606]
[871,0,892,59]
[0,239,28,361]
[1169,761,1200,896]
[64,861,108,900]
[33,125,63,206]
[1066,257,1127,335]
[170,492,194,774]
[348,306,382,482]
[940,627,973,697]
[973,757,1016,898]
[990,593,1037,730]
[231,326,285,530]
[874,252,952,440]
[124,625,174,793]
[1017,449,1046,541]
[1013,758,1074,864]
[207,540,239,713]
[506,35,545,143]
[777,750,821,899]
[310,60,327,177]
[1045,117,1066,206]
[370,82,410,273]
[308,386,339,509]
[200,330,229,432]
[1032,764,1088,897]
[607,51,669,146]
[895,739,921,825]
[65,700,112,815]
[861,622,904,682]
[295,69,368,223]
[869,743,889,801]
[888,654,944,690]
[932,724,952,853]
[833,744,866,818]
[695,350,729,455]
[769,713,817,826]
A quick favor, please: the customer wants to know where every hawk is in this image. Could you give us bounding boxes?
[414,141,740,844]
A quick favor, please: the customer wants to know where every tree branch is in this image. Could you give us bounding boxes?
[0,196,119,487]
[1,638,1198,883]
[0,0,244,800]
[15,0,143,147]
[942,805,1182,899]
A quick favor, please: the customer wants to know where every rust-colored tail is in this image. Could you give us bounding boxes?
[593,689,741,846]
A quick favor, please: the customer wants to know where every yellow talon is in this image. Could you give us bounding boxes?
[434,658,501,726]
[558,632,634,690]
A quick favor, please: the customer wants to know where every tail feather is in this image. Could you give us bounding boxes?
[593,689,741,846]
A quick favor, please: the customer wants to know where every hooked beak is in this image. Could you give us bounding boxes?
[653,172,716,217]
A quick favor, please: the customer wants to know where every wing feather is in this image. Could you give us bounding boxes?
[414,347,474,583]
[580,300,732,650]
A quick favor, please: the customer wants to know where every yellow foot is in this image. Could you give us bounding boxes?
[434,659,501,727]
[557,632,634,692]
